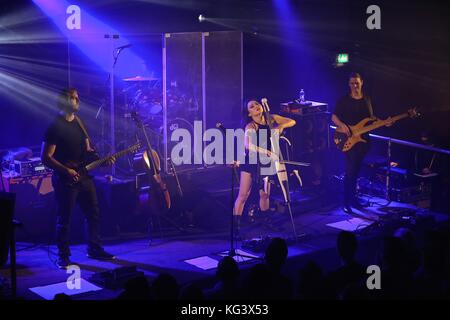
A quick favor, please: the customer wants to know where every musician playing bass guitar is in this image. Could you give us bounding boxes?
[41,88,116,269]
[233,98,296,237]
[332,73,394,214]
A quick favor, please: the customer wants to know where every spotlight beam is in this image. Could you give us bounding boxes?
[32,0,143,77]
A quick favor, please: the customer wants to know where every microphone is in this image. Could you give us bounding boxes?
[216,122,227,133]
[95,100,105,119]
[116,44,132,50]
[261,98,270,111]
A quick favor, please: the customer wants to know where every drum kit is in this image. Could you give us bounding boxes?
[117,75,196,174]
[122,75,162,119]
[121,75,197,124]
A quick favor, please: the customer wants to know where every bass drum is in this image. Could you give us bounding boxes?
[164,118,198,171]
[133,88,163,118]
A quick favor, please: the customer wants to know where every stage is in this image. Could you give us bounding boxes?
[1,0,449,302]
[2,195,448,300]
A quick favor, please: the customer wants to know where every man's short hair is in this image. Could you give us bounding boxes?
[56,88,77,111]
[349,72,362,80]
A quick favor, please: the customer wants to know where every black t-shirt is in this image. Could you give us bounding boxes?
[334,95,374,126]
[43,115,87,165]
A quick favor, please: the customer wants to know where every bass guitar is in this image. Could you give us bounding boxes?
[62,142,140,186]
[334,108,419,152]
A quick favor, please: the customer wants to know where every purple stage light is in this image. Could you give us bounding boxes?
[32,0,144,78]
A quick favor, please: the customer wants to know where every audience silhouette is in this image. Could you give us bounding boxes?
[113,225,450,300]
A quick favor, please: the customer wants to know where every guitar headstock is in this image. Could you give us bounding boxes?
[408,108,420,118]
[130,142,141,153]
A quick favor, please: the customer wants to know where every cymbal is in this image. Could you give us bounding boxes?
[123,76,159,82]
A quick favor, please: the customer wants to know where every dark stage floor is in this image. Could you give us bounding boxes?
[2,194,449,300]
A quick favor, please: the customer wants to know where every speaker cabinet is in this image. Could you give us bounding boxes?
[282,112,331,186]
[1,173,54,243]
[283,112,330,156]
[0,192,15,266]
[94,176,140,236]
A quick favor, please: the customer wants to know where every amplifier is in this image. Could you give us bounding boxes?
[89,266,144,289]
[1,172,54,195]
[1,172,55,243]
[281,100,328,116]
[13,157,52,177]
[357,176,431,204]
[365,166,421,190]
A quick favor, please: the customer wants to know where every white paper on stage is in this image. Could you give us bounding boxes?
[184,256,219,270]
[326,217,374,232]
[29,279,102,300]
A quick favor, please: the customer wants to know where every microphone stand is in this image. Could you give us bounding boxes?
[230,161,238,256]
[95,35,124,168]
[384,138,392,205]
[95,98,107,157]
[217,124,260,261]
[108,36,128,177]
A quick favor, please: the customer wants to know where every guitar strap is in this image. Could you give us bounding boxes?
[75,115,93,147]
[364,95,374,117]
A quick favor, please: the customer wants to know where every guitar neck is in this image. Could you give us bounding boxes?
[131,112,158,175]
[85,147,134,172]
[357,112,409,136]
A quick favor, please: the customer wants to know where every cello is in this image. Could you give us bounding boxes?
[260,98,299,240]
[131,112,171,210]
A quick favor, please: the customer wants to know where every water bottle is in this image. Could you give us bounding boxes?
[299,89,305,104]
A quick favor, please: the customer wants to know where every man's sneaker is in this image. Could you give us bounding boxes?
[87,247,116,260]
[56,256,73,269]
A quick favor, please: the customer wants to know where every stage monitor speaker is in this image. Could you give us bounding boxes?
[139,167,231,232]
[94,176,140,236]
[175,167,232,230]
[0,192,16,266]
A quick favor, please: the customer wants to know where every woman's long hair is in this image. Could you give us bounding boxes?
[241,98,258,128]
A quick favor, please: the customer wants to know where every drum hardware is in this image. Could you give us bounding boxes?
[122,76,160,82]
